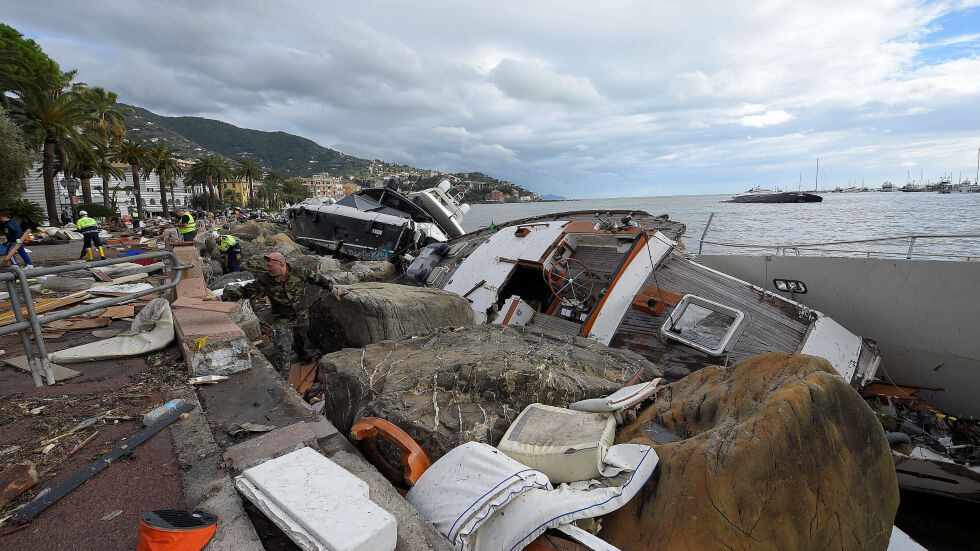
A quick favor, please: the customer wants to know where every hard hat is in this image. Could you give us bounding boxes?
[78,210,87,216]
[211,231,220,239]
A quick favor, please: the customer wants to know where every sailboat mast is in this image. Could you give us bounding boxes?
[976,147,979,185]
[815,158,819,191]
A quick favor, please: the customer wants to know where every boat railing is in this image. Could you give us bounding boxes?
[698,233,980,261]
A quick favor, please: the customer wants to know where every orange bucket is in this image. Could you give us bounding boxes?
[137,510,217,551]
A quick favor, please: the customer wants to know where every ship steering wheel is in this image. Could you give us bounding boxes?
[547,258,596,308]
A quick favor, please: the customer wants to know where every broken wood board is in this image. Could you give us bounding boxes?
[289,361,317,395]
[0,294,92,327]
[90,269,113,282]
[3,356,81,382]
[31,331,66,340]
[99,304,135,319]
[91,273,148,286]
[172,296,239,313]
[42,317,112,331]
[89,290,158,301]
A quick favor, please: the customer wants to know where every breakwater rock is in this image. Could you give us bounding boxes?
[601,352,898,551]
[308,283,476,353]
[318,324,662,461]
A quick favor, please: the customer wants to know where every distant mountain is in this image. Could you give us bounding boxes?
[541,194,567,200]
[121,104,370,178]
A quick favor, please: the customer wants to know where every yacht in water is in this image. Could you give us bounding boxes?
[287,179,469,262]
[696,218,980,502]
[726,186,823,203]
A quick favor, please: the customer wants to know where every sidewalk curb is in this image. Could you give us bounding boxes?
[167,387,263,551]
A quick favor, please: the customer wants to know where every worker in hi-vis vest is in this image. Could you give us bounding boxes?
[131,209,140,229]
[214,233,242,273]
[75,211,105,261]
[176,209,197,242]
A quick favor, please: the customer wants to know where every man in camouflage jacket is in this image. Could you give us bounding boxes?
[222,252,345,371]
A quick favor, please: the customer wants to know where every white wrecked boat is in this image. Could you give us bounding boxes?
[410,210,881,387]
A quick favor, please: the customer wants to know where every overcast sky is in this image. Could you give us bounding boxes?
[6,1,980,197]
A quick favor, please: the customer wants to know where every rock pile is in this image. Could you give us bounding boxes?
[308,283,475,353]
[600,352,899,551]
[317,324,663,461]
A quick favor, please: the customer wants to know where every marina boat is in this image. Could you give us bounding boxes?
[726,186,823,203]
[408,209,879,387]
[881,181,894,192]
[696,223,980,502]
[286,179,469,261]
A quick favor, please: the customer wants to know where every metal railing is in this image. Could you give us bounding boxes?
[1,251,194,386]
[696,213,980,260]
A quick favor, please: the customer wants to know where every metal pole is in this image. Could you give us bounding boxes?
[5,279,43,386]
[698,212,715,257]
[906,237,916,260]
[9,265,55,384]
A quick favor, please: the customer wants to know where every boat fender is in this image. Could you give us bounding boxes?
[350,417,431,488]
[433,243,451,256]
[885,432,912,446]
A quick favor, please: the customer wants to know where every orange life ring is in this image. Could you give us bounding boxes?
[349,417,430,487]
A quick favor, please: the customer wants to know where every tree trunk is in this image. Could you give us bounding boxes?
[158,168,170,218]
[169,178,177,215]
[81,177,93,204]
[248,177,254,207]
[43,139,58,226]
[130,163,143,215]
[101,154,112,208]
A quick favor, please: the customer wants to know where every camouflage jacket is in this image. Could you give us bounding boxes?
[224,264,333,322]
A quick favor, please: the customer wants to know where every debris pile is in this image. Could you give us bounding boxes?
[317,324,662,461]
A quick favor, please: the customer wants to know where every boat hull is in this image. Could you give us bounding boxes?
[726,192,823,203]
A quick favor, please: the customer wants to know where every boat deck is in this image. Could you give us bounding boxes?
[610,251,813,380]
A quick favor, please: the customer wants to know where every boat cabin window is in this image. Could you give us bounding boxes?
[660,295,745,356]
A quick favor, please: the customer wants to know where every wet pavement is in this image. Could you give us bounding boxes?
[0,316,187,549]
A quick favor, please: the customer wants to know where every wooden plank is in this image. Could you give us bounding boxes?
[0,294,92,327]
[99,304,135,319]
[42,317,112,331]
[90,269,113,282]
[171,296,238,313]
[3,356,82,382]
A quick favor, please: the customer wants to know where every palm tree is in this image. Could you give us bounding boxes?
[9,83,92,224]
[83,87,128,151]
[91,146,125,208]
[143,142,183,218]
[111,139,149,215]
[233,156,262,207]
[187,154,231,211]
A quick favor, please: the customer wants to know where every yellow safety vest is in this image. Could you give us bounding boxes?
[76,216,99,232]
[217,235,237,252]
[132,211,139,218]
[178,213,196,234]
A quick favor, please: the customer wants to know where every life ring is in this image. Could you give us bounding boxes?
[349,417,431,487]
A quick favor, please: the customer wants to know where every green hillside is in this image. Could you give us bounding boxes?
[121,104,370,178]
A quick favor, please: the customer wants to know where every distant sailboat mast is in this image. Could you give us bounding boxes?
[815,157,819,191]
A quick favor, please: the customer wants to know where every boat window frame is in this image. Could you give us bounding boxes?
[660,294,746,356]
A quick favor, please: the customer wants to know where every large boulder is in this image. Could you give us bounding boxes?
[318,324,662,461]
[600,353,899,551]
[308,283,475,353]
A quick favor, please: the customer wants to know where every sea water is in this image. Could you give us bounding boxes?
[466,192,980,259]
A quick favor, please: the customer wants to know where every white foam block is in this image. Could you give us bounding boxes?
[236,447,396,551]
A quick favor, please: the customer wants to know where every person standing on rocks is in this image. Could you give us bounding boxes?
[221,252,346,371]
[175,209,196,241]
[214,233,242,273]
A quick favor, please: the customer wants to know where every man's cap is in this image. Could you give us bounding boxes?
[264,252,286,264]
[78,210,87,216]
